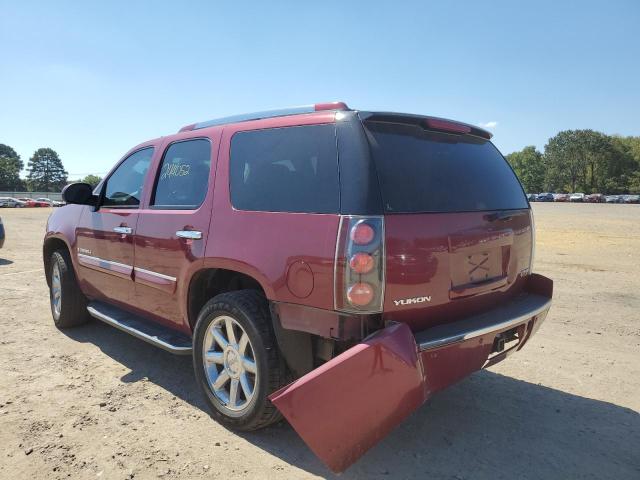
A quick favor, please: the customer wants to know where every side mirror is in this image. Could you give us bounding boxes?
[62,183,97,206]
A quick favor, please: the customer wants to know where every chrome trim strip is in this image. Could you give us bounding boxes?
[176,230,202,240]
[113,226,133,234]
[418,298,552,351]
[77,253,133,272]
[87,305,192,355]
[134,267,177,282]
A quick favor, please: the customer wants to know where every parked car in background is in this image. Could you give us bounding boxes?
[623,194,640,204]
[605,195,622,203]
[34,197,63,207]
[569,193,585,202]
[0,197,27,208]
[17,198,37,207]
[43,102,552,473]
[0,216,4,248]
[585,193,604,203]
[527,193,537,202]
[554,193,570,202]
[536,192,554,202]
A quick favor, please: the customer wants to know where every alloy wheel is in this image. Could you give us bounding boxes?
[202,315,257,412]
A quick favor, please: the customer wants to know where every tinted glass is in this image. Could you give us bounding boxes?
[103,148,153,207]
[364,122,528,213]
[153,139,212,208]
[230,124,339,213]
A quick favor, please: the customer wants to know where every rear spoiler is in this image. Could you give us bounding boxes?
[358,112,493,139]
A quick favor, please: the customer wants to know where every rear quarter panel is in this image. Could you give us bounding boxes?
[204,113,340,310]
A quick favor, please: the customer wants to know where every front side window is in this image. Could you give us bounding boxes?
[152,139,212,208]
[229,124,339,213]
[102,147,154,207]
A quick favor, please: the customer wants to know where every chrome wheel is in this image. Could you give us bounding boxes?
[51,262,62,318]
[202,315,257,412]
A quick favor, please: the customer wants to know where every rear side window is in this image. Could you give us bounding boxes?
[152,139,212,209]
[103,147,153,207]
[230,124,339,213]
[364,122,528,213]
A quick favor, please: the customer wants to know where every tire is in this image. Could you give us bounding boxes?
[49,250,89,328]
[193,290,287,431]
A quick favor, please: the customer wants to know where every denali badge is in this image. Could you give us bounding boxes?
[393,296,431,306]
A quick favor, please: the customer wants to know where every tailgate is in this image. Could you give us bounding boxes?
[384,209,533,331]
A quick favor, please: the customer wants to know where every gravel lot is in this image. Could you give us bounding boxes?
[0,204,638,480]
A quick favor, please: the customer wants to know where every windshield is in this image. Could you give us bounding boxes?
[364,121,528,213]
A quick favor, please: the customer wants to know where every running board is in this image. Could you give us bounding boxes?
[87,301,193,355]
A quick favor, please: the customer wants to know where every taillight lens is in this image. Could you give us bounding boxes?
[335,216,385,313]
[350,222,375,245]
[346,283,374,306]
[349,252,375,274]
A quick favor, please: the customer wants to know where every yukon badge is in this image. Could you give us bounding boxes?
[393,296,431,307]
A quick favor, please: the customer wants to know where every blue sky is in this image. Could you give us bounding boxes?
[1,0,638,179]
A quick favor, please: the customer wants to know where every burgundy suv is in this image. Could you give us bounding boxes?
[44,102,552,472]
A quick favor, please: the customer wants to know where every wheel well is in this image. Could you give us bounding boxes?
[43,238,70,286]
[187,268,265,330]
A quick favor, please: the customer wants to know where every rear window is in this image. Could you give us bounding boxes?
[230,124,339,213]
[364,122,528,213]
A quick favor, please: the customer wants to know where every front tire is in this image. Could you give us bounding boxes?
[49,250,89,328]
[193,290,287,431]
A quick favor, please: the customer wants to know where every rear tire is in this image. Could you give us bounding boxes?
[193,290,287,431]
[49,250,89,328]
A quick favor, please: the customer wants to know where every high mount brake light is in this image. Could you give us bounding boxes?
[424,118,471,134]
[334,216,385,313]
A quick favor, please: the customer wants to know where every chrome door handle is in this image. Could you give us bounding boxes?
[113,226,133,235]
[176,230,202,240]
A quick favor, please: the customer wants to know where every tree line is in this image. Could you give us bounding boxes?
[506,130,640,194]
[0,144,101,192]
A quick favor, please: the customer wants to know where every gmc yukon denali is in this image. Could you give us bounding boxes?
[43,102,553,472]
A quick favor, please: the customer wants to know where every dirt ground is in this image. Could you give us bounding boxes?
[0,204,638,480]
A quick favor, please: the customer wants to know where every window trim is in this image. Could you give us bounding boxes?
[99,146,155,210]
[228,123,340,214]
[149,137,213,211]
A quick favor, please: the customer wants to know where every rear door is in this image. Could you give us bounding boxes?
[362,119,533,332]
[132,135,219,333]
[76,147,154,307]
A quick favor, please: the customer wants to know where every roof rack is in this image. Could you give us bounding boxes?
[179,101,350,132]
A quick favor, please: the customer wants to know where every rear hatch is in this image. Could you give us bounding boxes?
[363,117,533,332]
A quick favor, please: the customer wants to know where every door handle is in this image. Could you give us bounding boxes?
[176,230,202,240]
[113,226,133,235]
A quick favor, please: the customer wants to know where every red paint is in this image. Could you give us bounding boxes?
[270,322,426,473]
[383,211,533,332]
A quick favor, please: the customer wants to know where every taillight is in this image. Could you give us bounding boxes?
[335,216,385,313]
[529,208,536,271]
[349,252,375,274]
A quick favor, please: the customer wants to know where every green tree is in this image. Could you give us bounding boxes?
[26,148,68,192]
[506,146,545,192]
[543,130,621,193]
[81,174,102,187]
[0,143,24,190]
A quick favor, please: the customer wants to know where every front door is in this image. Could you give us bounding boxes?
[76,146,155,308]
[133,136,219,333]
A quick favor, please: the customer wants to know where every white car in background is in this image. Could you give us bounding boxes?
[569,193,585,202]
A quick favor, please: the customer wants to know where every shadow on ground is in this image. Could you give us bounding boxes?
[0,258,14,266]
[64,320,640,480]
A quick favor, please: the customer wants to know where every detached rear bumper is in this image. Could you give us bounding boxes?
[270,274,553,473]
